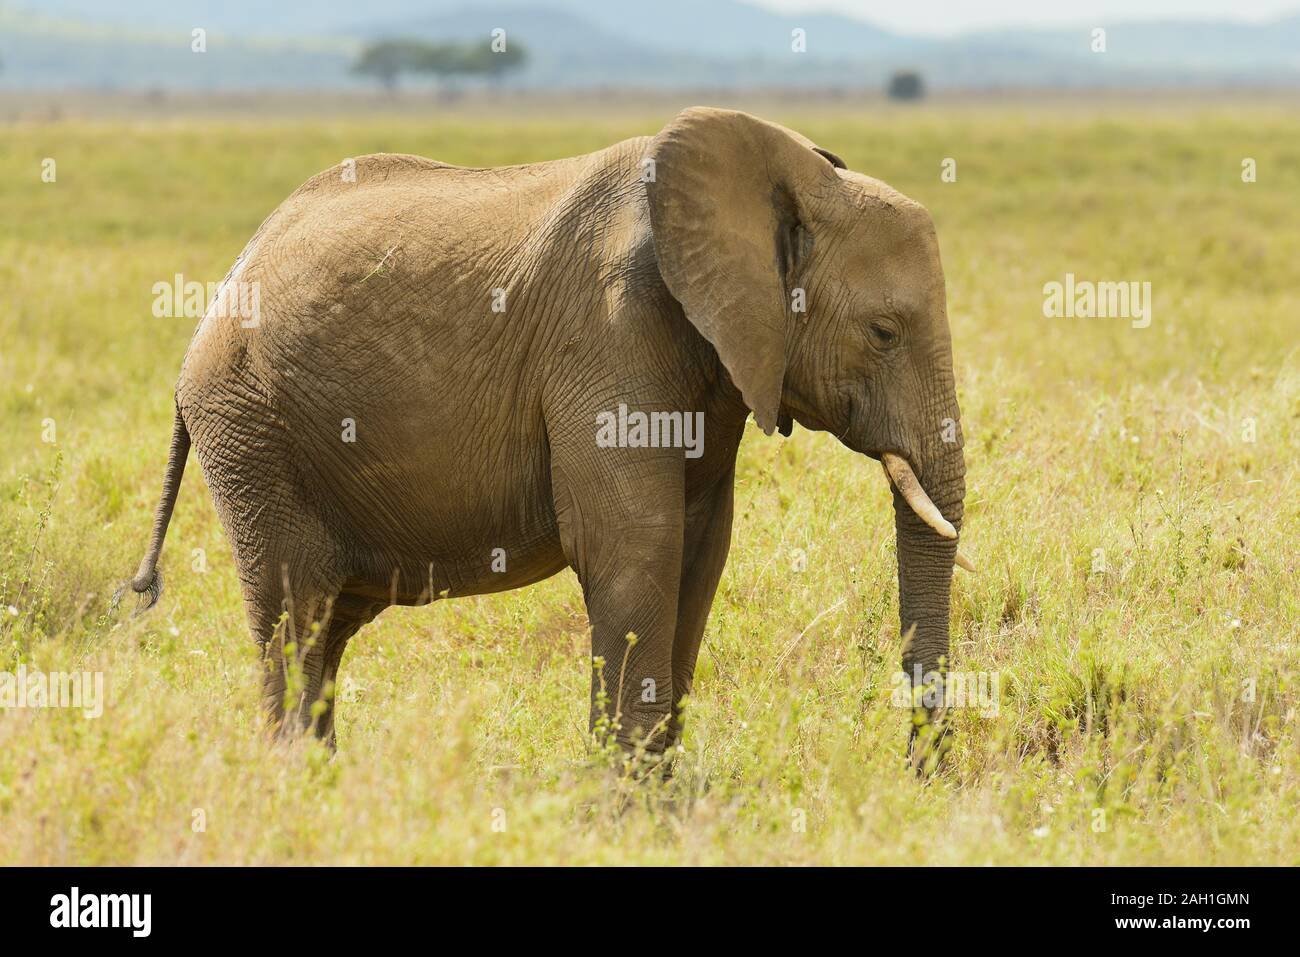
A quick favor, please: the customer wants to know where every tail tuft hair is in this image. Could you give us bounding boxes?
[110,568,164,616]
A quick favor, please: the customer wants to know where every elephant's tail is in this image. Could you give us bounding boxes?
[115,406,191,613]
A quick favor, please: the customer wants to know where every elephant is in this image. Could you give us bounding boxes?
[124,107,970,760]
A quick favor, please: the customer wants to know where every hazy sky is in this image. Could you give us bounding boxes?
[752,0,1298,35]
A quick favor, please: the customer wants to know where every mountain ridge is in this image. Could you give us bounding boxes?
[2,1,1297,89]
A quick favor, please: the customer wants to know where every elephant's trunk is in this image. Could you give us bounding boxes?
[890,427,965,767]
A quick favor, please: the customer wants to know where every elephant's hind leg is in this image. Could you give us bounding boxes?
[188,401,374,743]
[308,591,384,748]
[244,571,387,744]
[205,475,355,741]
[242,557,344,742]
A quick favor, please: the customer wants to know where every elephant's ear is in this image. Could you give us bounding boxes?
[645,107,840,434]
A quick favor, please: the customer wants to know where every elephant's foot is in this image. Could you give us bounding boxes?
[908,706,954,777]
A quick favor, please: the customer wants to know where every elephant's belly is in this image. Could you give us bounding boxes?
[304,429,570,605]
[344,534,571,607]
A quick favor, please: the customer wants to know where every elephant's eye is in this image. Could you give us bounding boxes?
[868,321,900,350]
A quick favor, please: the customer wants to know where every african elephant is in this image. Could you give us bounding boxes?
[124,107,969,759]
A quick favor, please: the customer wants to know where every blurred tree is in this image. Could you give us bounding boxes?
[422,40,528,94]
[887,70,925,101]
[420,41,473,94]
[353,39,528,95]
[352,40,435,92]
[467,42,527,84]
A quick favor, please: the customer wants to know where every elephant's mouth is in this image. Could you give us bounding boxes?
[875,450,976,574]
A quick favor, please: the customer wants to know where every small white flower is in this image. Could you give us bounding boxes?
[6,605,17,617]
[169,626,180,637]
[1032,826,1050,838]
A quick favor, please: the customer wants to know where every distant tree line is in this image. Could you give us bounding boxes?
[353,39,527,92]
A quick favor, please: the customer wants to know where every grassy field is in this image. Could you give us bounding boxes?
[1,101,1297,865]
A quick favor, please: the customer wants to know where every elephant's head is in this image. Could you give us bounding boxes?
[647,107,969,750]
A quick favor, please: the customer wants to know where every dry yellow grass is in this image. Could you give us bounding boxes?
[1,102,1296,864]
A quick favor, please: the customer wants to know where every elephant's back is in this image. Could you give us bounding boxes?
[232,150,598,315]
[174,149,597,484]
[176,138,650,422]
[271,150,597,239]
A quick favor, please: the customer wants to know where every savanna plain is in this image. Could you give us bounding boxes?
[1,98,1297,865]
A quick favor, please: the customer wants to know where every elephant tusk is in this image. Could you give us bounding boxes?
[880,452,958,540]
[955,550,976,573]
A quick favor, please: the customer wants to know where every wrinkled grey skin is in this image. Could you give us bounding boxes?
[126,107,965,757]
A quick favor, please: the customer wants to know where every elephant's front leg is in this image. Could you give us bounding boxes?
[584,542,682,754]
[551,447,686,755]
[663,468,736,752]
